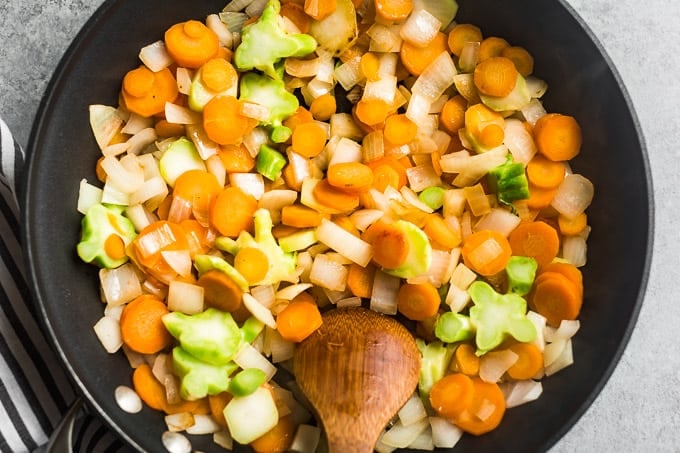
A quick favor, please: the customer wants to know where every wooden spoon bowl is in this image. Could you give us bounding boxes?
[294,307,421,453]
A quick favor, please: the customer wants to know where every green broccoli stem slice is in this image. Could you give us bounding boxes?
[256,144,287,181]
[434,312,475,343]
[506,256,538,296]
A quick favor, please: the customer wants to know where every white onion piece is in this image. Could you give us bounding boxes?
[543,338,566,368]
[336,296,362,308]
[233,343,277,382]
[213,431,234,451]
[104,303,124,321]
[102,142,129,158]
[458,41,480,73]
[551,174,594,218]
[167,196,193,224]
[242,293,277,329]
[165,412,194,433]
[129,176,168,208]
[381,419,429,449]
[330,113,364,141]
[245,0,268,17]
[527,310,547,351]
[363,75,397,104]
[115,385,143,414]
[77,179,103,215]
[206,14,233,48]
[250,285,276,309]
[411,52,457,103]
[267,328,295,364]
[242,127,270,157]
[520,98,547,126]
[316,219,373,267]
[309,253,348,292]
[164,102,201,125]
[367,24,402,53]
[258,189,298,211]
[334,57,362,91]
[121,112,154,135]
[429,417,463,449]
[289,424,322,453]
[399,393,428,426]
[503,380,543,408]
[562,234,588,267]
[230,172,265,200]
[399,9,441,48]
[409,429,434,451]
[349,209,384,232]
[100,155,144,193]
[175,67,193,95]
[526,76,549,98]
[161,431,192,453]
[370,270,401,315]
[474,208,521,237]
[479,349,519,383]
[405,92,432,126]
[361,130,385,163]
[275,283,313,301]
[545,319,580,342]
[406,165,442,193]
[504,118,537,164]
[99,264,142,306]
[545,339,574,376]
[126,126,157,157]
[167,280,204,314]
[89,105,125,150]
[185,414,223,435]
[93,316,123,353]
[139,40,173,72]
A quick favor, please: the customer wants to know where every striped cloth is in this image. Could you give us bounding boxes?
[0,119,130,452]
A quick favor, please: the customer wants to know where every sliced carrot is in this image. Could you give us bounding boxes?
[367,157,408,192]
[291,121,328,157]
[219,144,256,173]
[332,215,361,237]
[104,234,126,261]
[280,2,311,33]
[530,272,582,327]
[526,183,557,210]
[384,114,418,146]
[179,219,213,256]
[282,106,314,132]
[120,295,173,354]
[208,392,232,427]
[355,99,390,127]
[454,343,480,376]
[272,224,300,239]
[452,377,506,436]
[439,95,468,135]
[533,113,582,161]
[346,262,377,299]
[327,162,374,193]
[235,247,270,284]
[477,36,510,62]
[473,56,518,98]
[155,119,185,138]
[156,195,173,221]
[461,229,513,277]
[200,58,238,92]
[281,203,327,228]
[173,169,222,203]
[203,95,257,145]
[429,373,474,419]
[558,212,588,236]
[374,0,413,22]
[359,52,381,82]
[197,269,244,313]
[250,414,296,453]
[309,93,337,122]
[276,299,323,342]
[423,213,461,250]
[304,0,337,20]
[312,179,360,213]
[121,66,178,117]
[537,262,583,296]
[501,46,534,77]
[507,221,560,268]
[210,186,257,237]
[526,154,566,189]
[506,342,543,380]
[400,32,448,76]
[132,364,167,411]
[370,222,409,270]
[396,282,441,321]
[447,23,483,57]
[165,20,219,69]
[479,123,505,149]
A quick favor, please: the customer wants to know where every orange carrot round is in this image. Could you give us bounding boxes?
[309,93,337,121]
[473,56,518,98]
[506,342,543,380]
[396,282,441,321]
[210,186,257,237]
[447,23,483,57]
[400,32,448,76]
[281,204,327,228]
[354,99,390,127]
[423,213,460,250]
[197,269,244,313]
[440,95,468,135]
[312,179,360,213]
[120,295,173,354]
[121,66,178,117]
[452,377,506,436]
[359,52,381,82]
[533,113,582,161]
[346,262,376,299]
[531,272,583,327]
[508,221,560,268]
[219,144,256,174]
[454,343,480,376]
[477,36,510,62]
[235,247,270,284]
[461,229,513,276]
[327,162,374,193]
[384,114,418,146]
[291,121,328,158]
[526,183,558,210]
[374,0,413,22]
[200,58,238,93]
[104,234,126,261]
[429,373,474,419]
[165,20,220,68]
[203,95,257,145]
[250,414,296,453]
[367,157,408,192]
[132,364,167,411]
[501,46,534,77]
[558,212,588,236]
[370,222,409,270]
[526,154,566,189]
[276,299,323,343]
[173,169,222,203]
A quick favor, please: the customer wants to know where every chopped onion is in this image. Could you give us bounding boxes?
[77,179,103,214]
[324,287,352,303]
[443,188,467,218]
[543,338,566,368]
[370,270,401,315]
[167,196,193,224]
[223,0,253,13]
[89,104,125,150]
[139,40,173,72]
[242,127,270,157]
[479,349,519,383]
[527,310,547,351]
[405,164,442,193]
[450,262,477,289]
[474,207,521,237]
[266,328,295,363]
[242,293,277,329]
[546,319,580,343]
[121,113,154,136]
[289,424,322,453]
[241,101,271,122]
[336,296,362,308]
[161,431,192,453]
[165,412,195,432]
[275,283,313,301]
[551,173,594,219]
[129,176,168,209]
[99,264,142,306]
[520,98,547,126]
[93,316,123,353]
[411,52,457,103]
[399,393,428,426]
[400,186,434,214]
[100,155,144,193]
[245,0,268,17]
[115,385,143,414]
[453,73,479,103]
[175,67,193,95]
[429,417,463,448]
[185,123,220,160]
[334,56,362,91]
[349,209,384,232]
[363,75,398,104]
[526,76,549,98]
[380,419,429,449]
[367,24,402,53]
[102,142,129,157]
[503,379,543,408]
[258,189,298,211]
[330,113,364,141]
[167,280,204,314]
[408,429,434,451]
[234,343,277,382]
[361,130,385,163]
[104,303,124,321]
[309,253,348,292]
[206,14,233,48]
[185,414,222,435]
[316,219,372,266]
[458,41,480,73]
[329,137,363,166]
[562,235,588,267]
[399,9,441,48]
[164,102,201,125]
[545,339,574,376]
[504,118,537,164]
[213,431,234,450]
[101,182,130,206]
[230,172,265,200]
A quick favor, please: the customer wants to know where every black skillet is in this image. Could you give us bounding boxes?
[22,0,652,451]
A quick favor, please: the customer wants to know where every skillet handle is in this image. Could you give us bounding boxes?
[32,398,82,453]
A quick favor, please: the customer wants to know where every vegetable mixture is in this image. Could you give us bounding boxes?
[77,0,595,451]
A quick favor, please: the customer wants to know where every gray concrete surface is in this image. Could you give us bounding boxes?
[0,0,677,451]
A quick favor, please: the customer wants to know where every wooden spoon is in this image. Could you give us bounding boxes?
[294,307,421,453]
